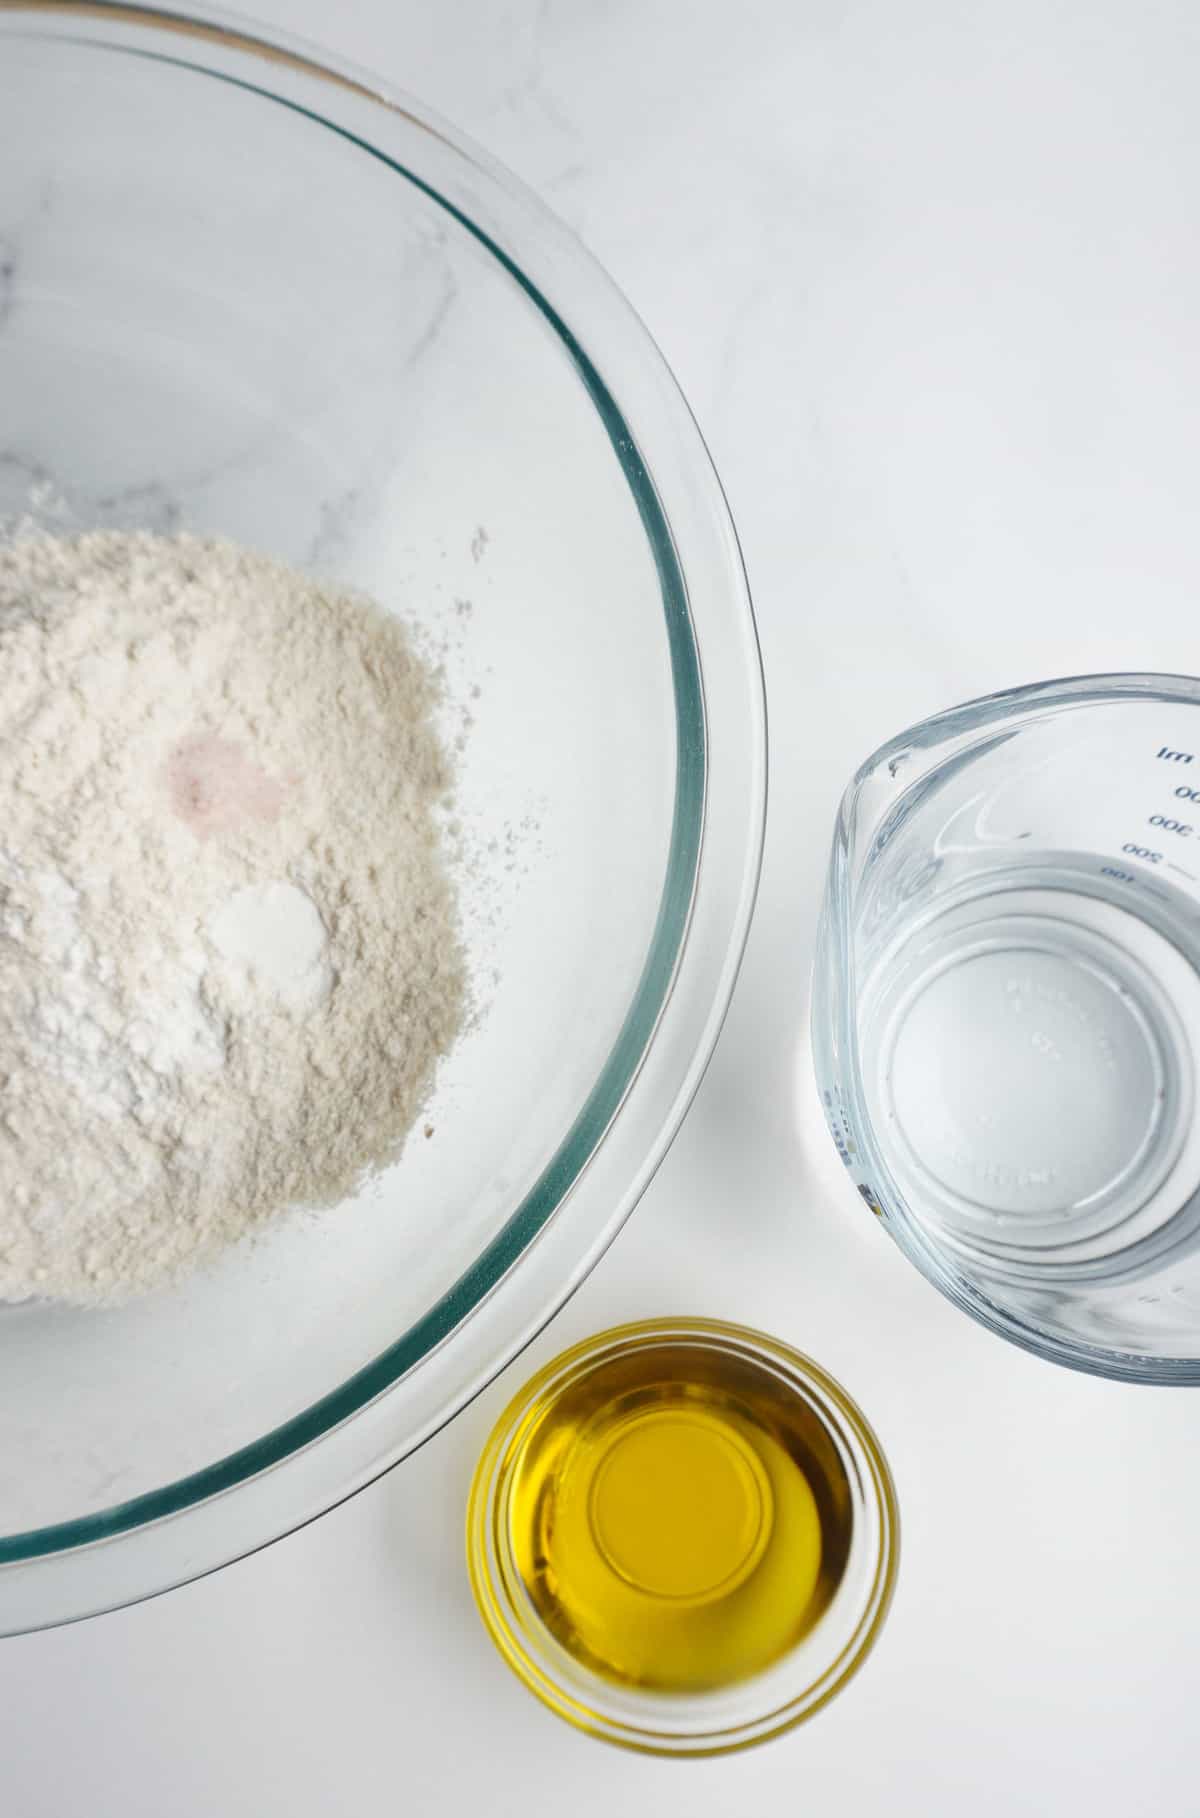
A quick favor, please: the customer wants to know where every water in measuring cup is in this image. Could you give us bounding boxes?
[856,719,1200,1285]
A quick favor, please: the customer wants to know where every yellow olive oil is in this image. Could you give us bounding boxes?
[505,1341,854,1693]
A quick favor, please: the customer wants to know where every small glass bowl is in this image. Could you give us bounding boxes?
[466,1318,899,1756]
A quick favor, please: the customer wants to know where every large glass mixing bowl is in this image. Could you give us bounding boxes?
[0,3,765,1632]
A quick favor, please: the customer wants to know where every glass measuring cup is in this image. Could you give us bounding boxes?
[812,674,1200,1382]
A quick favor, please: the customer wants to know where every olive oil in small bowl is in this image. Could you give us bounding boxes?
[467,1318,898,1755]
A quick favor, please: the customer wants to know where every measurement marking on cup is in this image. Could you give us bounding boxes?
[1157,746,1194,764]
[1149,815,1193,836]
[1167,861,1198,881]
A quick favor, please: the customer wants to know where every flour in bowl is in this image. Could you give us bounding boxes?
[0,530,466,1304]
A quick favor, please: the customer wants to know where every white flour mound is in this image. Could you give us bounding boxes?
[0,530,466,1305]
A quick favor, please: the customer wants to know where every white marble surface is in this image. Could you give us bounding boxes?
[6,1,1200,1810]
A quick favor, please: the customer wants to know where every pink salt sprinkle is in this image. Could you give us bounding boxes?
[165,733,289,836]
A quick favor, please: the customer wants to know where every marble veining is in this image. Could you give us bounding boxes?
[0,237,15,330]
